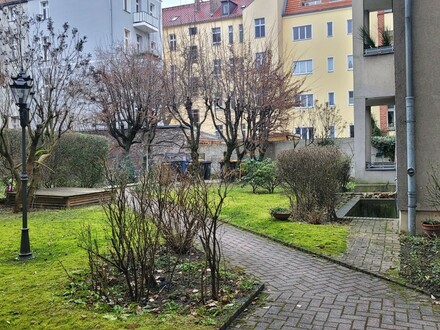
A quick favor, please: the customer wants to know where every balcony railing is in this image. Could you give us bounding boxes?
[133,11,159,33]
[364,45,394,56]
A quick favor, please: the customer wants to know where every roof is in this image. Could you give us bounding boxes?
[163,0,253,28]
[284,0,352,16]
[0,0,26,8]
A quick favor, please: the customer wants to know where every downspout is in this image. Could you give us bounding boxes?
[405,0,416,235]
[109,0,114,45]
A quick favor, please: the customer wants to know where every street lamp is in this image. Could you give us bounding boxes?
[10,70,34,260]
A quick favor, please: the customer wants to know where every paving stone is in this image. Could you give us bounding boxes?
[221,224,440,329]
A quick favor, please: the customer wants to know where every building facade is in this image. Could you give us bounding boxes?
[25,0,163,57]
[352,0,396,183]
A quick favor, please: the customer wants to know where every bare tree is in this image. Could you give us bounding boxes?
[85,47,163,161]
[0,9,90,211]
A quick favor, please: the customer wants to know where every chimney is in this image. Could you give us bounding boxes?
[195,0,200,12]
[210,0,221,14]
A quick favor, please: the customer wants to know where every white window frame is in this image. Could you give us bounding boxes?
[213,59,221,76]
[124,29,131,51]
[347,55,353,70]
[135,0,141,12]
[136,34,142,53]
[123,0,130,12]
[297,94,314,108]
[293,60,313,75]
[347,19,353,35]
[239,24,244,43]
[7,6,16,21]
[328,92,335,106]
[149,3,155,16]
[228,25,233,44]
[255,18,265,38]
[327,56,334,72]
[295,126,315,140]
[169,33,176,51]
[40,1,49,20]
[212,27,221,45]
[293,24,312,41]
[348,91,354,105]
[189,26,197,36]
[327,21,333,37]
[216,124,224,137]
[255,52,266,67]
[387,105,395,130]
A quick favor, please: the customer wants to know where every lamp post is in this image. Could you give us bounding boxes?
[10,70,34,260]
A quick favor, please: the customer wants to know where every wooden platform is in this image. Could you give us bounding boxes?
[6,187,112,209]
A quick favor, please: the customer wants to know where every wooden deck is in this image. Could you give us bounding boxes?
[6,187,112,209]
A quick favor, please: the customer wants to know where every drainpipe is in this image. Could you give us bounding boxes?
[109,0,114,45]
[405,0,416,235]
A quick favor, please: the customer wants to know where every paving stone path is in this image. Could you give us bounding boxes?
[220,225,440,329]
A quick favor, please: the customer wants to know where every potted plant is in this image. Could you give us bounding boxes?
[422,218,440,237]
[270,207,291,221]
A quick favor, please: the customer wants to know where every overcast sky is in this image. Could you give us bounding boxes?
[162,0,194,8]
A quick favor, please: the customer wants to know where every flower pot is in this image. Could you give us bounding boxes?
[271,212,290,221]
[422,223,440,238]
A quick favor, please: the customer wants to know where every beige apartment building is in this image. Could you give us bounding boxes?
[162,0,356,141]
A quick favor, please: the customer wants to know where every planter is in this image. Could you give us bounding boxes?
[271,212,291,221]
[422,223,440,238]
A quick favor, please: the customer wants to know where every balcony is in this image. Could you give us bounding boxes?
[133,11,159,33]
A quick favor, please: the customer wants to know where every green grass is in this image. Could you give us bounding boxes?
[221,186,348,256]
[0,207,213,330]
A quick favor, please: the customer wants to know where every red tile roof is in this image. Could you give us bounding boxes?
[285,0,352,16]
[163,0,253,27]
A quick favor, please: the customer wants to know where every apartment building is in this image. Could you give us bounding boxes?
[394,0,440,233]
[352,0,395,183]
[25,0,163,57]
[283,0,353,141]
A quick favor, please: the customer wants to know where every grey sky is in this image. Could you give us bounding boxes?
[162,0,194,8]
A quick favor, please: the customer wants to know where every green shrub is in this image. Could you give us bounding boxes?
[277,146,350,222]
[400,235,440,295]
[42,133,109,187]
[240,158,279,194]
[371,136,395,161]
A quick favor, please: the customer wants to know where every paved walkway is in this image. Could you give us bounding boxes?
[220,224,440,329]
[337,218,400,276]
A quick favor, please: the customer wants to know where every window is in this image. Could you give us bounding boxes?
[255,52,266,67]
[349,125,355,138]
[348,91,354,105]
[170,65,177,81]
[255,18,265,38]
[189,27,197,36]
[216,125,224,137]
[191,109,200,124]
[123,0,130,12]
[327,57,334,72]
[7,7,16,21]
[124,29,130,50]
[228,25,233,44]
[293,60,313,75]
[222,2,229,15]
[239,24,244,43]
[40,1,49,20]
[295,127,314,140]
[42,36,49,61]
[328,92,335,106]
[347,19,353,34]
[347,55,353,70]
[136,34,142,53]
[328,126,335,138]
[189,45,198,62]
[149,3,155,16]
[293,25,312,41]
[214,92,223,109]
[387,106,395,130]
[212,27,221,45]
[213,59,221,76]
[169,34,176,51]
[135,0,141,12]
[327,22,333,37]
[297,94,314,108]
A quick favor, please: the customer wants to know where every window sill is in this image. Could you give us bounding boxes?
[364,45,394,56]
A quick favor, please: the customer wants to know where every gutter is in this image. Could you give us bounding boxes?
[405,0,416,235]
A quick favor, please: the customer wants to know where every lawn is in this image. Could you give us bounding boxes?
[0,207,213,330]
[221,186,349,256]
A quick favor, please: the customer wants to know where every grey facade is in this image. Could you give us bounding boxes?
[26,0,163,58]
[352,0,396,184]
[394,0,440,232]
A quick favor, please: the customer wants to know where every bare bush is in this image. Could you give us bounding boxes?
[79,170,160,303]
[277,146,350,222]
